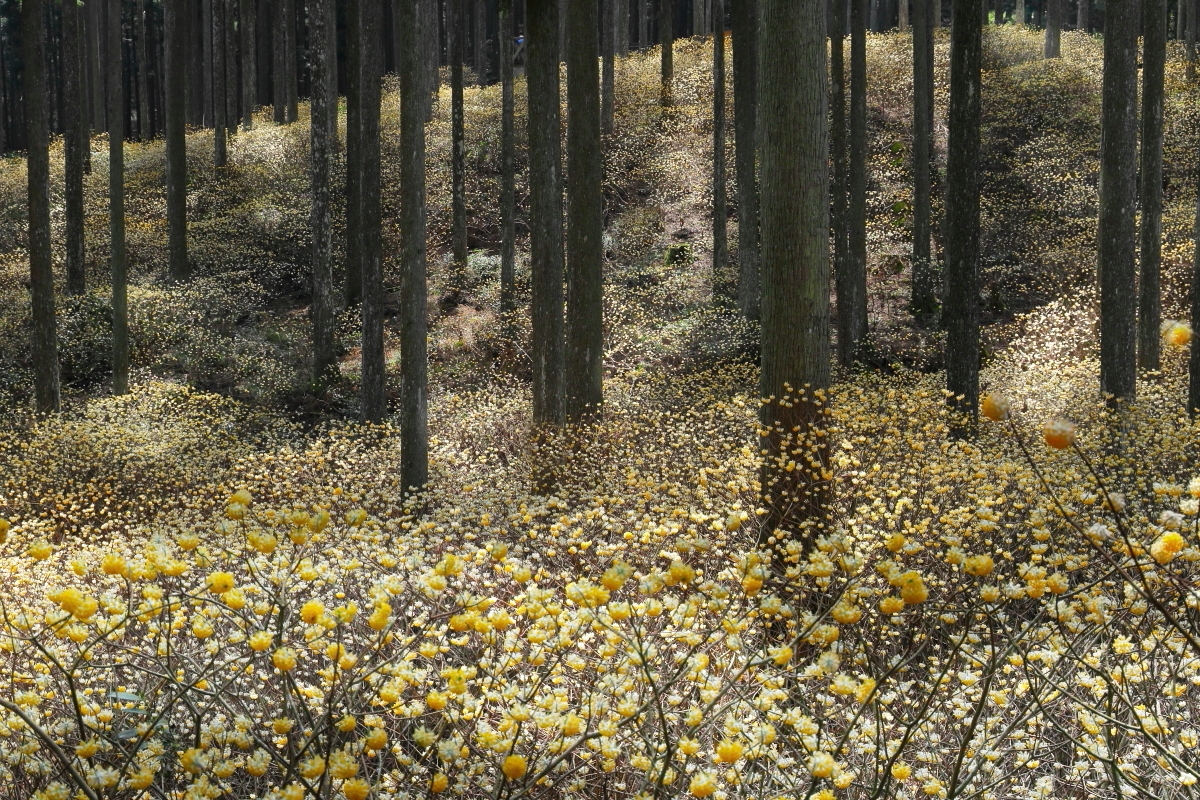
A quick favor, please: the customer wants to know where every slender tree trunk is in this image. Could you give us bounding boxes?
[1015,0,1024,24]
[731,0,759,319]
[450,0,469,289]
[204,0,214,125]
[1140,0,1166,373]
[286,0,298,121]
[712,0,728,294]
[166,0,189,281]
[1044,0,1061,57]
[476,0,488,84]
[136,0,150,138]
[1098,0,1138,403]
[242,0,257,128]
[660,0,673,104]
[602,0,615,135]
[758,0,830,541]
[26,0,61,412]
[345,0,363,306]
[528,0,565,427]
[619,0,630,53]
[214,0,228,164]
[843,0,868,363]
[900,0,909,29]
[1077,0,1088,31]
[830,0,848,327]
[911,0,935,313]
[500,0,517,323]
[311,0,337,385]
[639,0,649,47]
[399,0,430,489]
[65,0,86,296]
[944,0,981,435]
[565,0,605,422]
[274,0,286,121]
[360,0,386,421]
[108,0,128,394]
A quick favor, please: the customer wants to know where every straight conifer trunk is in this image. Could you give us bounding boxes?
[359,0,386,422]
[274,0,287,122]
[165,0,190,281]
[1044,0,1062,57]
[731,0,759,320]
[450,0,469,288]
[944,0,982,434]
[639,0,649,47]
[25,0,61,412]
[758,0,830,540]
[64,0,86,295]
[911,0,935,313]
[843,0,868,363]
[1098,0,1138,402]
[214,0,228,165]
[242,0,257,128]
[565,0,605,422]
[399,0,430,490]
[660,0,673,104]
[528,0,566,427]
[830,0,848,326]
[712,0,727,290]
[137,0,151,139]
[500,0,517,322]
[1077,0,1088,31]
[1140,0,1166,373]
[345,0,363,306]
[310,0,337,385]
[602,0,616,136]
[109,0,129,394]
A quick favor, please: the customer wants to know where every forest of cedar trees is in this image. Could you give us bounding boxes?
[4,0,1200,798]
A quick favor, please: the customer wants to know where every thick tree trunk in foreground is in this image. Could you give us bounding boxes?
[500,0,517,323]
[310,0,337,385]
[944,0,982,435]
[109,0,129,395]
[565,0,605,422]
[911,0,936,314]
[450,0,469,288]
[65,0,86,296]
[399,0,430,490]
[359,0,386,422]
[1140,0,1166,373]
[26,0,61,412]
[758,0,830,542]
[166,0,190,281]
[528,0,566,428]
[731,0,759,320]
[712,0,728,292]
[1098,0,1139,403]
[843,0,868,363]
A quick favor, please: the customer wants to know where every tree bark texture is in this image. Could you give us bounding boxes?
[911,0,936,313]
[274,0,287,121]
[345,0,363,306]
[25,0,61,412]
[1044,0,1062,57]
[1097,0,1138,402]
[359,0,386,422]
[450,0,470,287]
[758,0,830,540]
[602,0,616,136]
[1139,0,1166,372]
[214,0,228,164]
[944,0,981,434]
[1077,0,1088,31]
[64,0,87,296]
[500,0,517,322]
[731,0,759,320]
[712,0,728,291]
[242,0,257,128]
[843,0,868,364]
[137,0,152,138]
[528,0,565,427]
[830,0,848,331]
[660,0,673,104]
[565,0,605,422]
[109,0,129,394]
[166,0,190,281]
[310,0,337,385]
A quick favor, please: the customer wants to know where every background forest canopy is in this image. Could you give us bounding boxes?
[4,0,1200,800]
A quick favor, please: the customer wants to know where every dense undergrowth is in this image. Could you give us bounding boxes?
[1,25,1200,800]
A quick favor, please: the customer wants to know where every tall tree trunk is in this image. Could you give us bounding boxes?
[830,0,848,328]
[900,0,909,29]
[712,0,727,294]
[345,0,363,306]
[758,0,830,541]
[1098,0,1138,403]
[911,0,935,313]
[109,0,129,394]
[618,0,630,53]
[450,0,469,288]
[1076,0,1088,31]
[1015,0,1024,24]
[731,0,759,320]
[1044,0,1062,57]
[475,0,487,84]
[165,0,190,281]
[204,0,215,125]
[311,0,337,385]
[226,0,239,135]
[286,0,298,121]
[359,0,386,422]
[660,0,672,104]
[944,0,981,435]
[137,0,151,139]
[639,0,649,47]
[528,0,565,428]
[26,0,61,412]
[399,0,430,489]
[565,0,605,422]
[274,0,286,122]
[843,0,868,364]
[500,0,516,323]
[242,0,257,128]
[65,0,86,296]
[1140,0,1166,373]
[214,0,228,164]
[602,0,615,135]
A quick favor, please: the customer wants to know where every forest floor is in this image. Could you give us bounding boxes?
[1,26,1200,800]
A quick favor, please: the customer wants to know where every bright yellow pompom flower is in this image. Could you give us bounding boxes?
[248,631,273,652]
[1043,419,1077,450]
[714,739,744,763]
[981,393,1010,422]
[206,572,235,594]
[501,754,528,781]
[342,779,371,800]
[272,647,298,672]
